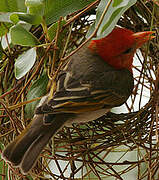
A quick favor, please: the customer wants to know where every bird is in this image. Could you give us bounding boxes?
[2,27,155,174]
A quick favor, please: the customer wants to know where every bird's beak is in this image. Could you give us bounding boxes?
[132,31,155,48]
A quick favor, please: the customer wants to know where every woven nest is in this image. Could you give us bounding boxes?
[0,1,159,179]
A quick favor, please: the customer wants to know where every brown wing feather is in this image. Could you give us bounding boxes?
[36,45,134,115]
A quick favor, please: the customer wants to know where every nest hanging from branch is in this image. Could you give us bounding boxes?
[0,0,159,179]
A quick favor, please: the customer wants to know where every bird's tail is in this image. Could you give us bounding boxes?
[2,113,68,174]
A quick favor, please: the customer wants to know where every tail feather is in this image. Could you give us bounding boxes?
[20,129,54,174]
[2,113,70,174]
[2,114,45,166]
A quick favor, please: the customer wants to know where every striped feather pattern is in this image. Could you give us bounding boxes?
[35,44,134,117]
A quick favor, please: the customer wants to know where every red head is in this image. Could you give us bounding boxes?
[89,27,155,72]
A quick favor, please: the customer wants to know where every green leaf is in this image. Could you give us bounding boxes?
[44,0,95,24]
[48,20,67,58]
[48,20,67,60]
[10,13,42,25]
[24,0,95,25]
[48,20,66,41]
[86,0,137,39]
[25,73,48,117]
[14,47,36,79]
[113,0,123,7]
[9,13,19,24]
[25,0,45,16]
[0,13,13,37]
[25,0,45,7]
[0,0,26,12]
[26,0,95,23]
[10,24,39,46]
[0,22,12,37]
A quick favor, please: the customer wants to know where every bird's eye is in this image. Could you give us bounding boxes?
[123,48,132,54]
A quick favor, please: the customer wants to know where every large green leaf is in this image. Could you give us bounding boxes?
[25,73,48,117]
[14,47,36,79]
[10,24,39,46]
[44,0,95,24]
[0,0,26,12]
[87,0,137,39]
[25,0,95,25]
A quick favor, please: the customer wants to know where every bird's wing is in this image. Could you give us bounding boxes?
[36,50,134,114]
